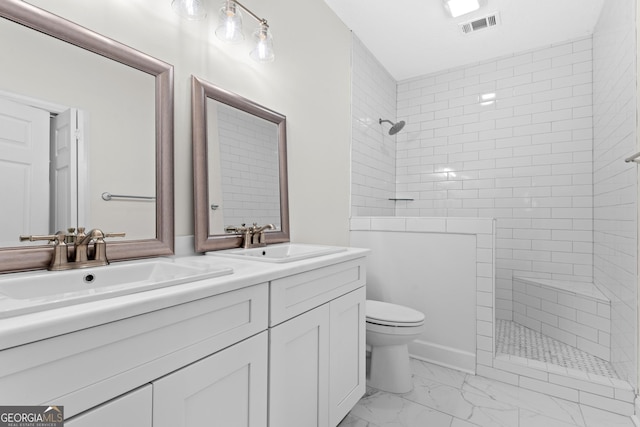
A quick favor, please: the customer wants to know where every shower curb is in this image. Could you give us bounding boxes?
[479,354,634,416]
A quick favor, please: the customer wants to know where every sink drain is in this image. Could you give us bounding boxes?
[83,273,96,284]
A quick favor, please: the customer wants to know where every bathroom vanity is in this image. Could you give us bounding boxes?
[0,246,367,427]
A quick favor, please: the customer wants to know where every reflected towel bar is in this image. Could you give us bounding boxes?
[101,192,155,201]
[624,152,640,163]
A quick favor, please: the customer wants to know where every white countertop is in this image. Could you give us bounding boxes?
[0,246,369,350]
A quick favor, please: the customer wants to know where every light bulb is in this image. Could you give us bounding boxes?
[171,0,207,20]
[250,23,274,63]
[215,1,244,43]
[444,0,480,18]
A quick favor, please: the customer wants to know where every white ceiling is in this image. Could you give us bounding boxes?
[322,0,605,81]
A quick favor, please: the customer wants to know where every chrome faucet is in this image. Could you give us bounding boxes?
[225,224,253,248]
[20,227,125,271]
[74,227,126,264]
[225,223,275,248]
[250,223,275,247]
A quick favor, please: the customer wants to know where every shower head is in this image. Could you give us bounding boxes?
[379,118,406,135]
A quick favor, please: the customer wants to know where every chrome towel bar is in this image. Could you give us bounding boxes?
[101,192,155,201]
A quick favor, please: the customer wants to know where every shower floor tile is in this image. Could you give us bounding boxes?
[495,319,621,379]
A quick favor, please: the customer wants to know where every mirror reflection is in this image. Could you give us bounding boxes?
[0,6,156,247]
[206,99,281,234]
[192,76,290,252]
[0,0,174,273]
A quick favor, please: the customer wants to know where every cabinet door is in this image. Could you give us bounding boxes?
[329,287,366,426]
[269,304,330,427]
[65,385,152,427]
[153,331,268,427]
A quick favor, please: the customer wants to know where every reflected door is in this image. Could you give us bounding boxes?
[0,97,49,244]
[50,108,78,232]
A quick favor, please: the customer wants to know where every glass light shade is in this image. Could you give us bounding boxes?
[215,1,244,43]
[444,0,480,17]
[250,24,275,63]
[171,0,207,20]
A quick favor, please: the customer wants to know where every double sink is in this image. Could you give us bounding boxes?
[0,243,346,318]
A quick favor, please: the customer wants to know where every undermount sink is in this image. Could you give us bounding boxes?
[0,259,233,318]
[209,243,347,263]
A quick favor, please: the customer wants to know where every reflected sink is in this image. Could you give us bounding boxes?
[209,243,347,263]
[0,259,233,318]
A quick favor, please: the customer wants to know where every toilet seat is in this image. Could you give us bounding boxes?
[366,300,425,327]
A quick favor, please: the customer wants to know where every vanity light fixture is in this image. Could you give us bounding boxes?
[215,0,275,62]
[172,0,274,62]
[443,0,485,18]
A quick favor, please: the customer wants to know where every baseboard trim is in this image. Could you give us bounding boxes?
[408,339,475,374]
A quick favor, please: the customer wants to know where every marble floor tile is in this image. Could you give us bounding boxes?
[463,372,586,426]
[519,410,586,427]
[338,358,635,427]
[345,389,457,427]
[580,405,636,427]
[409,358,468,388]
[405,375,519,426]
[338,413,380,427]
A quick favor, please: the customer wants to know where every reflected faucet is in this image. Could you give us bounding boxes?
[20,227,125,271]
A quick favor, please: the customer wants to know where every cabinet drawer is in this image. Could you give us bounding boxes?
[270,259,365,326]
[0,283,268,418]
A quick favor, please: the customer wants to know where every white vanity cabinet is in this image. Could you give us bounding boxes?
[270,303,330,427]
[328,286,367,425]
[153,331,268,427]
[0,250,368,427]
[65,385,152,427]
[0,282,269,424]
[268,259,367,427]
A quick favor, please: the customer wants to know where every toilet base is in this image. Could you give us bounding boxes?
[368,343,413,393]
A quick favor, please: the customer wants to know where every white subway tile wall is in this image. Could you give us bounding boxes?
[394,38,595,323]
[217,103,281,228]
[351,36,397,216]
[512,277,611,361]
[593,0,638,388]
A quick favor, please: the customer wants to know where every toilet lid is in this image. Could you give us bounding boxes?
[366,300,425,325]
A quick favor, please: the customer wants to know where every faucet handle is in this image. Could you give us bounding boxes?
[19,232,65,244]
[104,232,126,239]
[76,227,87,243]
[225,225,248,233]
[20,233,69,270]
[92,232,124,265]
[65,228,77,244]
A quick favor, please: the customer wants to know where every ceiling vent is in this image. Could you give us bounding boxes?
[459,12,500,35]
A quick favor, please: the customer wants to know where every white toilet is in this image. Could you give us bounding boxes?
[366,300,425,393]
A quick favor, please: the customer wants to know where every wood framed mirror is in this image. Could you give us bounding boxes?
[0,0,174,273]
[192,76,289,252]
